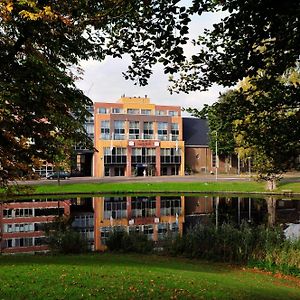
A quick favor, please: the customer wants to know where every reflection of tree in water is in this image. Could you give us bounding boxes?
[210,197,275,228]
[266,197,277,227]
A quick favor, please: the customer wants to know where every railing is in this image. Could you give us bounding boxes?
[101,133,180,141]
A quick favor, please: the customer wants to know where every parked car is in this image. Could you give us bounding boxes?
[46,171,71,180]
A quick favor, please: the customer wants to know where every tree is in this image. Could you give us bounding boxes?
[186,90,237,156]
[180,1,300,188]
[171,0,300,91]
[188,74,300,190]
[232,75,300,189]
[0,0,191,184]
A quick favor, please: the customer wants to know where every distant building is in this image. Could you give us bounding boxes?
[183,118,212,174]
[183,117,246,174]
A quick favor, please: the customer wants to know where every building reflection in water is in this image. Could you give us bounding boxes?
[0,200,71,254]
[1,195,300,254]
[93,196,185,251]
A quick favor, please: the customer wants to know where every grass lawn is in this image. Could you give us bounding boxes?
[0,253,300,300]
[28,180,300,195]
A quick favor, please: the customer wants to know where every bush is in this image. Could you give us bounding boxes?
[4,184,35,195]
[46,229,88,254]
[106,230,153,253]
[160,221,300,275]
[45,216,88,254]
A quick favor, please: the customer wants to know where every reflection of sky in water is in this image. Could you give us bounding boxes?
[285,223,300,240]
[1,195,300,254]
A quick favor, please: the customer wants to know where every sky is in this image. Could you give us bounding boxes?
[75,6,228,114]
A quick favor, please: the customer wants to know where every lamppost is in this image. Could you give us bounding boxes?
[215,131,218,181]
[248,157,251,181]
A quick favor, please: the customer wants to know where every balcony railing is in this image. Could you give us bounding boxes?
[101,133,180,141]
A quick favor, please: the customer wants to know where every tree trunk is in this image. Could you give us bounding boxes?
[266,178,277,191]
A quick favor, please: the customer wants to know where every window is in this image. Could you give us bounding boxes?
[100,227,111,244]
[161,197,181,216]
[132,148,142,156]
[127,108,140,115]
[104,147,112,155]
[85,123,94,139]
[3,209,12,218]
[85,114,94,123]
[114,121,125,140]
[158,122,168,140]
[72,215,94,228]
[129,121,140,139]
[161,148,181,164]
[171,123,179,141]
[143,122,153,139]
[112,108,121,114]
[104,197,127,219]
[98,107,108,114]
[143,225,154,238]
[141,109,151,115]
[4,223,35,233]
[155,110,166,116]
[131,197,156,218]
[104,147,127,164]
[168,110,179,116]
[101,120,110,140]
[131,148,156,164]
[158,223,168,239]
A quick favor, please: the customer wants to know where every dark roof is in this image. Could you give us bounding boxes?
[183,117,209,146]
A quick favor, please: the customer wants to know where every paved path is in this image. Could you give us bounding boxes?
[11,174,261,186]
[10,173,300,186]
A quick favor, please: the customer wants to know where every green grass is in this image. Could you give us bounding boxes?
[2,180,300,198]
[0,253,299,299]
[31,181,300,195]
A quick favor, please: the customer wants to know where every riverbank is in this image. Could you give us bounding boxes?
[0,253,299,299]
[2,179,300,197]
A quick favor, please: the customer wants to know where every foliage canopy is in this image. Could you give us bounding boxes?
[0,0,190,183]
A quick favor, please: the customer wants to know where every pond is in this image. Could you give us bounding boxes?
[1,194,300,254]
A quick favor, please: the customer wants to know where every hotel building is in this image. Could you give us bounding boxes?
[93,96,184,177]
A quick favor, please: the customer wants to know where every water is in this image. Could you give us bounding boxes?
[1,194,299,254]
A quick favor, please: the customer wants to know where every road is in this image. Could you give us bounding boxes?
[11,171,300,186]
[13,174,257,186]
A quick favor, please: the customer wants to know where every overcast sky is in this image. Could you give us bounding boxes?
[75,6,228,114]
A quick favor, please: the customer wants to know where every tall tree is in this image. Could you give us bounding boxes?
[0,0,191,184]
[186,90,237,156]
[187,74,300,190]
[171,0,300,91]
[180,0,300,188]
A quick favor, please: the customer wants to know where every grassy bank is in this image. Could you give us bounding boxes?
[34,181,267,194]
[0,253,300,299]
[5,180,300,196]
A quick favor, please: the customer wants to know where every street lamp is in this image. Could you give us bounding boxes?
[248,157,251,181]
[215,131,218,181]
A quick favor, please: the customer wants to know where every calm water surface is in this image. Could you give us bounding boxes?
[1,194,300,253]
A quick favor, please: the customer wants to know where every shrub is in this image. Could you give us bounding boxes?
[106,230,153,253]
[160,221,300,275]
[46,229,88,254]
[45,216,88,254]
